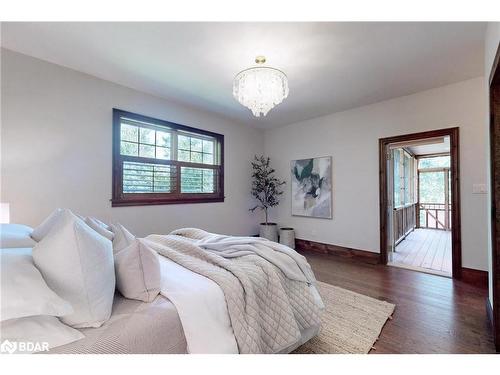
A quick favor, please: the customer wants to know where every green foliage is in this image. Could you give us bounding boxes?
[249,155,286,224]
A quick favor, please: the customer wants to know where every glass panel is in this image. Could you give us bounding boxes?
[155,146,171,160]
[419,171,445,203]
[123,161,174,193]
[203,153,214,165]
[139,144,155,158]
[156,131,171,147]
[404,154,410,205]
[139,127,155,145]
[202,140,214,154]
[418,156,450,169]
[191,138,202,152]
[178,150,190,162]
[191,152,203,163]
[202,169,214,192]
[178,135,190,150]
[393,150,400,207]
[181,167,216,193]
[120,141,138,156]
[121,124,138,142]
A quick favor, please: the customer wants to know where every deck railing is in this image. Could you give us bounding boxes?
[393,203,417,245]
[418,202,451,230]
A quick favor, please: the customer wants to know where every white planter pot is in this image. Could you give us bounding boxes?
[279,227,295,249]
[259,223,278,242]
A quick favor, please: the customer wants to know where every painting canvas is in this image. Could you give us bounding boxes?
[291,156,332,218]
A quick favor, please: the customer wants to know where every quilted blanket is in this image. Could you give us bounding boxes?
[144,228,322,354]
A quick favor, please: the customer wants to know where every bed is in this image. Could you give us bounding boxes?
[1,223,322,354]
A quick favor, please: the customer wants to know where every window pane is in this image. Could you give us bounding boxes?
[139,144,155,158]
[191,138,202,152]
[418,156,450,169]
[120,141,138,156]
[191,152,202,163]
[404,155,410,205]
[202,140,214,154]
[140,127,155,145]
[121,124,139,142]
[123,161,174,193]
[202,169,214,192]
[178,150,190,162]
[156,146,171,160]
[156,131,171,147]
[393,150,400,206]
[178,135,190,150]
[203,153,214,164]
[419,171,445,203]
[181,167,216,193]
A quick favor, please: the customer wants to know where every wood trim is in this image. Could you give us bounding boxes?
[487,298,495,338]
[295,238,379,264]
[111,108,225,207]
[489,41,500,352]
[379,127,461,278]
[461,267,488,289]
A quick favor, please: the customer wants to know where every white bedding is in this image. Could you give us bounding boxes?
[157,249,323,354]
[158,255,238,353]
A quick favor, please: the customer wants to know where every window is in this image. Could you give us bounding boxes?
[418,155,450,169]
[393,149,416,207]
[112,109,224,206]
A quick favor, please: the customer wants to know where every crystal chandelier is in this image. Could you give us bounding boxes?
[233,56,289,117]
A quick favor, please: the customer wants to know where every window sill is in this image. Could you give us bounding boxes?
[111,196,225,207]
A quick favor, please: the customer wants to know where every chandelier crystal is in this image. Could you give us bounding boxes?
[233,56,289,117]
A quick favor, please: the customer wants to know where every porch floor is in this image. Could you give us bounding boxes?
[389,228,452,277]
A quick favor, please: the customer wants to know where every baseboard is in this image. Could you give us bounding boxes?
[461,267,488,288]
[486,298,494,327]
[295,238,379,264]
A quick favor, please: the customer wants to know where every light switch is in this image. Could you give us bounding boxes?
[472,184,487,194]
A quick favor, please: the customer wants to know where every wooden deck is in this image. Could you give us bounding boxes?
[389,228,451,276]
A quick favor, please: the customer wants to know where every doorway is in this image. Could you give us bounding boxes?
[379,128,461,278]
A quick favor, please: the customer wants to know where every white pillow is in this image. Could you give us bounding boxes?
[115,239,161,302]
[85,217,114,241]
[91,217,111,231]
[0,248,73,322]
[31,208,63,242]
[0,224,37,248]
[110,223,135,254]
[32,210,115,328]
[0,315,84,353]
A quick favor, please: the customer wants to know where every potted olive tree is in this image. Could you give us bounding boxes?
[250,155,286,241]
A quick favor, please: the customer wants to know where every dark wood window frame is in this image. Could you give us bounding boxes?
[112,109,224,207]
[379,127,461,278]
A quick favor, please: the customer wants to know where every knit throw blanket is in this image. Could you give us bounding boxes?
[144,228,322,354]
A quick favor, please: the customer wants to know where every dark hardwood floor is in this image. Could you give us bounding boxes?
[304,252,496,354]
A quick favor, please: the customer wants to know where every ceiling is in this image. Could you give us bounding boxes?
[407,136,450,156]
[1,22,486,129]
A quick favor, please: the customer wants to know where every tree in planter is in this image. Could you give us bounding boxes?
[249,155,285,240]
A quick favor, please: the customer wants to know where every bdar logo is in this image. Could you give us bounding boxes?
[1,340,17,354]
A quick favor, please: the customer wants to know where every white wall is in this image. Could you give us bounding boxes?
[1,49,264,237]
[264,77,488,271]
[485,23,500,304]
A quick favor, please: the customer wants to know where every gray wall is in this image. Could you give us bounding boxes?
[1,49,264,237]
[265,77,488,271]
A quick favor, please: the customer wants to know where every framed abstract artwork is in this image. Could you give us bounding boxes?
[290,156,332,219]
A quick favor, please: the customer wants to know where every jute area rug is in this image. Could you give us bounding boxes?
[293,281,395,354]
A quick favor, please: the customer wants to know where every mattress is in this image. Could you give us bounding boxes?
[46,291,318,354]
[48,293,187,354]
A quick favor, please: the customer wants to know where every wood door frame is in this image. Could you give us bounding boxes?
[379,127,461,278]
[488,41,500,352]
